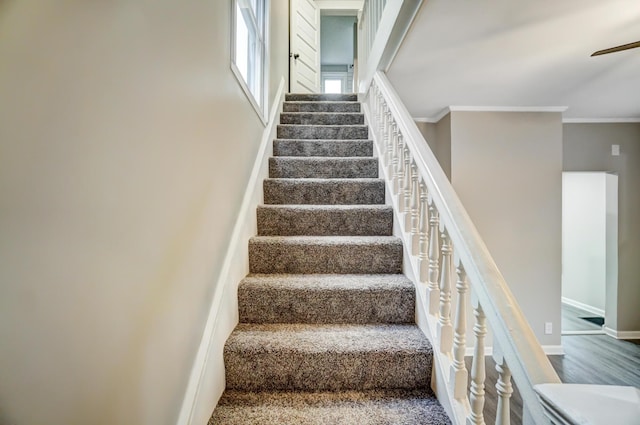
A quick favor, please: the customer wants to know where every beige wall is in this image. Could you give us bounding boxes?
[0,1,288,425]
[563,123,640,333]
[415,115,451,179]
[450,111,564,347]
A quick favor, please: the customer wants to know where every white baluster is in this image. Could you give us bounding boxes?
[379,94,386,135]
[373,87,381,127]
[386,122,396,170]
[383,104,391,151]
[418,183,430,282]
[494,347,513,425]
[374,90,381,141]
[468,301,487,425]
[409,165,420,254]
[427,203,440,315]
[450,261,469,399]
[391,132,401,194]
[395,136,405,199]
[402,146,412,217]
[437,230,453,354]
[382,108,394,163]
[387,123,397,177]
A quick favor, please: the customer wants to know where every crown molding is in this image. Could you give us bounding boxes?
[448,105,568,113]
[563,117,640,123]
[414,105,570,123]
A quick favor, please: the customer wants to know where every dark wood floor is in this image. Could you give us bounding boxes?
[561,303,605,333]
[465,334,640,424]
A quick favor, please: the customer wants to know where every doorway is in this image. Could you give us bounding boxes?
[561,172,618,335]
[320,14,357,93]
[289,0,363,93]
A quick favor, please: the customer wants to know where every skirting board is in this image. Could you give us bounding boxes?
[175,78,285,425]
[603,327,640,340]
[465,345,565,357]
[561,297,605,317]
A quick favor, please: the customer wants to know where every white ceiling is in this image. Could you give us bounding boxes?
[387,0,640,120]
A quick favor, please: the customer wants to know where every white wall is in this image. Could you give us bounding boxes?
[562,172,611,314]
[450,111,563,347]
[0,1,288,424]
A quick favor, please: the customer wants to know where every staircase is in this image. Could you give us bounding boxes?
[209,93,451,424]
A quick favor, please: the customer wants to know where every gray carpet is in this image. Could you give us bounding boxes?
[210,93,451,424]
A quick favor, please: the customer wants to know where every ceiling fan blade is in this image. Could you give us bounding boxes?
[591,40,640,56]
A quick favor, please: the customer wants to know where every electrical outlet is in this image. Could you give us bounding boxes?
[612,144,620,156]
[545,322,553,335]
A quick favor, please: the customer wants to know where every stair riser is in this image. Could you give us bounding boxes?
[238,286,414,323]
[269,157,378,179]
[286,93,357,102]
[257,206,392,236]
[273,140,373,157]
[249,240,402,274]
[263,180,385,205]
[283,102,361,113]
[277,125,368,140]
[280,113,364,125]
[225,351,430,391]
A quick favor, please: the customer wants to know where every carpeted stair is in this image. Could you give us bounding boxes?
[210,93,451,424]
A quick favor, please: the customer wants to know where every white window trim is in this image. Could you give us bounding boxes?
[231,0,270,125]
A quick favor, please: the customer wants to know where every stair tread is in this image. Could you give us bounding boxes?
[284,101,360,104]
[257,204,392,236]
[226,323,430,353]
[269,156,378,179]
[241,273,413,290]
[281,111,364,115]
[265,177,382,182]
[269,156,375,160]
[274,139,373,142]
[258,204,391,210]
[278,124,368,128]
[210,389,451,425]
[250,235,402,244]
[285,93,358,102]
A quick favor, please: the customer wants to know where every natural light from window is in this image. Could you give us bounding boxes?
[324,79,342,94]
[232,0,267,114]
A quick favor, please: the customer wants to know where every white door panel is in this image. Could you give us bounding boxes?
[290,0,320,93]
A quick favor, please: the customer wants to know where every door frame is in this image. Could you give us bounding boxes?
[289,0,364,92]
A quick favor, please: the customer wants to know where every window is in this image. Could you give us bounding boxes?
[232,0,269,121]
[323,79,342,94]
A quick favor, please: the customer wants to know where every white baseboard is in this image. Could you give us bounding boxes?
[542,345,565,355]
[562,330,605,336]
[464,345,565,357]
[603,327,640,340]
[561,297,605,317]
[176,78,285,425]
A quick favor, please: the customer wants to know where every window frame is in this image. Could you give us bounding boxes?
[231,0,270,124]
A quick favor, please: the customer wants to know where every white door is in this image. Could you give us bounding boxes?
[290,0,320,93]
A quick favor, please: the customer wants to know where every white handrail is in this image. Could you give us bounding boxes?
[367,71,562,424]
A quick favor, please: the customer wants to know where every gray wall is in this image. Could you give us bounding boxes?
[450,111,564,347]
[416,112,564,346]
[321,15,356,65]
[415,117,451,180]
[564,123,640,333]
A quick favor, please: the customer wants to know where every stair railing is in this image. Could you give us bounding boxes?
[364,70,563,425]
